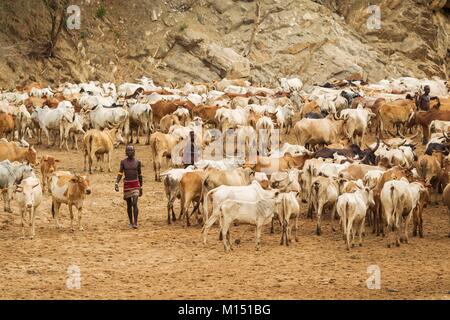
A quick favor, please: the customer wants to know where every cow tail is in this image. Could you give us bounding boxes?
[148,107,154,133]
[201,176,210,219]
[51,201,55,218]
[344,200,349,233]
[88,134,94,158]
[390,186,396,229]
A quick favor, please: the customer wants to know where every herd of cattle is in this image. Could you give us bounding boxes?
[0,76,450,251]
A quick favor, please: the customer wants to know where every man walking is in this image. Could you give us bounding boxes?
[115,145,143,229]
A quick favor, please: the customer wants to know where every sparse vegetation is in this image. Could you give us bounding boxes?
[179,23,188,32]
[96,3,107,19]
[80,30,89,39]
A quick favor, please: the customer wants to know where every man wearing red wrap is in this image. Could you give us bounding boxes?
[115,145,143,229]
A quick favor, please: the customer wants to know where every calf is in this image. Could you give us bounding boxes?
[14,176,42,239]
[50,171,92,231]
[40,155,59,193]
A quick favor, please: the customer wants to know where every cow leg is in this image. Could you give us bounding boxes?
[30,207,36,239]
[3,192,9,213]
[221,218,231,252]
[403,211,412,244]
[294,213,299,242]
[167,195,173,225]
[358,218,365,246]
[255,223,263,251]
[77,206,84,231]
[270,218,275,234]
[68,204,75,232]
[418,208,424,238]
[52,201,62,229]
[330,203,337,232]
[5,187,12,213]
[412,208,418,237]
[316,203,323,235]
[136,126,140,144]
[107,151,112,173]
[152,156,158,181]
[20,208,26,239]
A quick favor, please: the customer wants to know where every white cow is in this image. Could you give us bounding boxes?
[381,178,414,247]
[336,185,374,250]
[128,103,153,144]
[280,77,303,92]
[217,197,281,251]
[339,106,376,145]
[14,176,43,239]
[310,174,340,235]
[84,104,129,133]
[275,105,294,134]
[276,191,301,245]
[33,102,75,148]
[202,181,279,238]
[429,120,450,135]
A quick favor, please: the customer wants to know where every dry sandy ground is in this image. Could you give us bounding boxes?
[0,137,449,300]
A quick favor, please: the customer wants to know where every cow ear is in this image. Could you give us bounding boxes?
[55,159,60,162]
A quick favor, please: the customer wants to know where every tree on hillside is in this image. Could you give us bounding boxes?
[41,0,70,58]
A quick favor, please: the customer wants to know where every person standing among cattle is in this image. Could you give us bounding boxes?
[416,85,439,111]
[115,145,143,229]
[183,130,199,168]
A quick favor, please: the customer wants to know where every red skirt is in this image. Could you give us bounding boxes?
[123,180,140,199]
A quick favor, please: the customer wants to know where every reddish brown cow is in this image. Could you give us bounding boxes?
[408,109,450,144]
[151,100,194,125]
[0,112,15,140]
[192,105,220,126]
[40,155,60,193]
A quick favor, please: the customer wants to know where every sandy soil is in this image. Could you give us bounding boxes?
[0,134,449,300]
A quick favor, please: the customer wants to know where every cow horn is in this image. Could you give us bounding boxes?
[444,131,450,141]
[332,113,340,121]
[370,138,381,153]
[399,139,407,147]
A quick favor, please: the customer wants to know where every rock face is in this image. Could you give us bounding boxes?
[0,0,448,88]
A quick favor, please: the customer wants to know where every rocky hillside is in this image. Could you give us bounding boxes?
[0,0,448,89]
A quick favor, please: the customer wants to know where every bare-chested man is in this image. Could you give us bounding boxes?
[115,145,143,229]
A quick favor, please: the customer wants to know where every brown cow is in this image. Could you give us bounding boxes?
[192,105,220,126]
[151,100,194,125]
[0,141,37,164]
[299,100,320,119]
[0,112,15,140]
[179,171,207,226]
[378,99,415,137]
[408,109,450,144]
[83,128,124,174]
[246,153,313,175]
[442,182,450,237]
[40,155,60,193]
[416,151,443,203]
[150,132,182,181]
[50,171,92,231]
